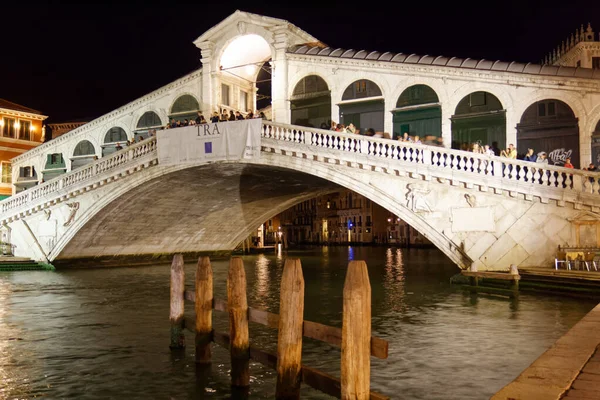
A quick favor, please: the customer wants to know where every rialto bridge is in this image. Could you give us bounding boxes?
[4,10,600,268]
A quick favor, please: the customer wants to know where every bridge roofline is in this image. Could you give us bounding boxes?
[288,45,600,81]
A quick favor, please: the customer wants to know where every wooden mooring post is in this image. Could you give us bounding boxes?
[342,260,371,400]
[178,256,390,399]
[195,256,213,363]
[169,254,185,349]
[227,256,250,388]
[276,258,305,399]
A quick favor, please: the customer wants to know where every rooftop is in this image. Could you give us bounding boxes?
[0,98,42,115]
[288,45,600,79]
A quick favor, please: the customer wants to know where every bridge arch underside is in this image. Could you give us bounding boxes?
[55,164,342,262]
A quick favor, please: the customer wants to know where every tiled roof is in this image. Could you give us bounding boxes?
[287,45,600,79]
[0,98,41,114]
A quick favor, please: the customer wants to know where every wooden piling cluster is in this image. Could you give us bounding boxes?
[169,255,390,400]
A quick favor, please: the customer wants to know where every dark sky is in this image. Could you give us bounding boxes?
[2,1,599,123]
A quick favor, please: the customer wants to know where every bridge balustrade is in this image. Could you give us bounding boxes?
[1,138,157,214]
[261,121,600,197]
[1,121,600,218]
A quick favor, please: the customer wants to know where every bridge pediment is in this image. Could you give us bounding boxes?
[193,10,318,51]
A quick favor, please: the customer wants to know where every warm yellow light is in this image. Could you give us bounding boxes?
[0,120,4,127]
[14,122,20,129]
[29,124,34,131]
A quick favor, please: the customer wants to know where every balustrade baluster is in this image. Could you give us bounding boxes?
[458,156,466,171]
[593,179,600,194]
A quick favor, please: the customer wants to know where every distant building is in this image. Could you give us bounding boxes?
[275,189,430,246]
[47,121,88,140]
[0,99,47,198]
[543,23,600,69]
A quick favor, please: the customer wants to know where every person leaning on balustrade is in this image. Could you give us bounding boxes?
[500,143,517,159]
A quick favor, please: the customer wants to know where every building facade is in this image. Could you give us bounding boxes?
[275,189,430,246]
[0,99,47,198]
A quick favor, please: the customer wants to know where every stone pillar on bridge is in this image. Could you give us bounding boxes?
[271,27,291,124]
[504,106,518,150]
[198,41,216,115]
[441,106,453,148]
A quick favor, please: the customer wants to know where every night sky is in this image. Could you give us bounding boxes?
[2,1,599,123]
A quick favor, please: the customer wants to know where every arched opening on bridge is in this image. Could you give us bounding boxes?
[339,79,384,134]
[517,99,579,166]
[102,127,128,157]
[392,85,441,141]
[219,34,272,117]
[135,111,163,140]
[290,75,331,128]
[71,140,96,170]
[451,91,506,152]
[42,152,66,181]
[592,120,600,166]
[169,95,200,123]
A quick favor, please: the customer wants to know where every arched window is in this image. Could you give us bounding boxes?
[342,80,382,101]
[104,127,128,144]
[136,111,162,129]
[72,140,96,170]
[396,85,439,108]
[451,91,505,151]
[518,99,579,166]
[393,85,441,140]
[73,140,95,156]
[290,75,331,128]
[169,95,200,122]
[135,111,162,141]
[339,80,384,133]
[103,127,128,157]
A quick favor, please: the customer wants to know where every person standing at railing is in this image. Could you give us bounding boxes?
[500,144,517,159]
[524,148,537,162]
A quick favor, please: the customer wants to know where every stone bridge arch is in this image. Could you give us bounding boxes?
[45,156,471,268]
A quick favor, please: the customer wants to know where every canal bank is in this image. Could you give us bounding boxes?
[493,302,600,399]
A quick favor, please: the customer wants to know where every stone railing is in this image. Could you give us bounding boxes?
[261,121,600,203]
[3,120,600,219]
[1,138,157,214]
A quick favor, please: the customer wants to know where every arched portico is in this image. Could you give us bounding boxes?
[393,84,441,141]
[517,99,579,166]
[338,79,385,134]
[451,91,506,152]
[290,75,331,128]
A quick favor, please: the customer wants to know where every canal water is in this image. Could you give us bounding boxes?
[0,246,596,399]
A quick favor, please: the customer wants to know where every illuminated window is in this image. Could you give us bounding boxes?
[19,120,31,141]
[1,162,11,184]
[2,118,15,138]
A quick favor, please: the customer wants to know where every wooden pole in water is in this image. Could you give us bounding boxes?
[276,258,305,399]
[169,254,185,349]
[341,260,371,399]
[227,257,250,387]
[195,256,213,363]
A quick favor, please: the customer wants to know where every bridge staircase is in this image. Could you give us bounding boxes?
[0,256,55,271]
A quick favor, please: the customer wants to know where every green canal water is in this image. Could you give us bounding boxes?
[0,246,596,399]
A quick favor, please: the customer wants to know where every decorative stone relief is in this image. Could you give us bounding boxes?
[237,21,246,34]
[43,209,51,220]
[406,184,433,213]
[464,193,477,208]
[63,202,80,227]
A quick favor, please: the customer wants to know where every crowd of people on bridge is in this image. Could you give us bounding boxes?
[165,109,267,130]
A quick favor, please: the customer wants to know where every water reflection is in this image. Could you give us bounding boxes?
[0,247,596,399]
